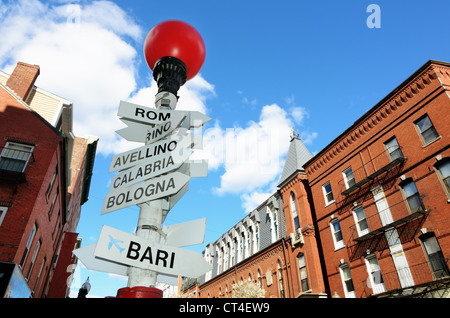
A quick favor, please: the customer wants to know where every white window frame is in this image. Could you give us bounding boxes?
[435,159,450,198]
[26,239,41,280]
[20,223,37,268]
[298,253,309,292]
[365,254,386,294]
[339,263,356,298]
[290,192,300,230]
[330,218,345,250]
[352,206,370,237]
[384,137,403,161]
[0,141,34,173]
[400,180,424,214]
[414,114,439,145]
[343,167,356,189]
[0,206,7,227]
[267,205,279,243]
[322,181,335,206]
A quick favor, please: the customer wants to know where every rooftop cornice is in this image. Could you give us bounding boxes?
[304,60,450,177]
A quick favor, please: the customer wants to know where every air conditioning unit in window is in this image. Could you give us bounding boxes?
[290,228,304,248]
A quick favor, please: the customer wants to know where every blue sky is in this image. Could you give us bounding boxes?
[1,0,450,297]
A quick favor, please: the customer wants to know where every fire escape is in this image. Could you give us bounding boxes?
[337,145,450,297]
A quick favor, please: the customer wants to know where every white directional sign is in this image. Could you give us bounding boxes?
[102,171,191,215]
[161,182,189,212]
[109,134,195,173]
[116,115,186,144]
[162,218,207,247]
[94,225,212,278]
[110,148,192,192]
[73,243,179,285]
[117,100,211,128]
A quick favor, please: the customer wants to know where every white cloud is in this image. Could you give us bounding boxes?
[0,0,215,156]
[0,1,316,214]
[198,102,318,212]
[240,191,273,213]
[202,104,292,210]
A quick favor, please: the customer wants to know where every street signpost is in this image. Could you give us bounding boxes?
[73,20,210,297]
[94,226,211,278]
[74,98,212,291]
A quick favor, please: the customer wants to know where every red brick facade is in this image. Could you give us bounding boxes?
[303,60,450,298]
[279,173,328,297]
[0,73,66,297]
[0,62,97,298]
[184,60,450,299]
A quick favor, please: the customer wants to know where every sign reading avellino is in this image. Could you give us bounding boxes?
[102,171,191,215]
[109,134,195,173]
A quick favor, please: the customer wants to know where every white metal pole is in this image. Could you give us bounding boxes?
[126,92,178,288]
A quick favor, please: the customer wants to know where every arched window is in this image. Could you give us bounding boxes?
[298,253,309,292]
[278,261,285,298]
[257,270,262,288]
[290,192,300,230]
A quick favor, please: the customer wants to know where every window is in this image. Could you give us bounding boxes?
[0,206,7,227]
[421,234,450,279]
[330,218,345,250]
[384,137,403,161]
[26,239,41,280]
[290,192,300,230]
[255,224,259,251]
[0,142,34,172]
[401,180,424,213]
[343,167,356,189]
[353,206,369,236]
[278,261,285,298]
[435,159,450,197]
[20,223,37,268]
[365,254,386,294]
[415,115,439,145]
[48,188,59,217]
[268,206,279,242]
[339,264,355,298]
[298,254,309,292]
[46,166,58,202]
[257,270,262,288]
[322,181,335,205]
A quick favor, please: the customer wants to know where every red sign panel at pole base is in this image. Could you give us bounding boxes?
[115,286,163,298]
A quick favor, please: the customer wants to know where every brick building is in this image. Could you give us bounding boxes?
[0,62,97,298]
[181,136,328,298]
[303,60,450,298]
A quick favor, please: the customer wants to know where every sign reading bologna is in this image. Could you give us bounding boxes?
[102,171,190,215]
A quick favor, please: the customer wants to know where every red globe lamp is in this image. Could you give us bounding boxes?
[144,20,205,98]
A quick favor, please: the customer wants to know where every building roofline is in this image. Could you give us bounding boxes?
[303,59,450,167]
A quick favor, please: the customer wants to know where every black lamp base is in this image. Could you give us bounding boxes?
[153,56,187,97]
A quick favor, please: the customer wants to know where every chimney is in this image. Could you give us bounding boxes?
[6,62,40,101]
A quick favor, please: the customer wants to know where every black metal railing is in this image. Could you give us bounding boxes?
[363,258,450,297]
[349,195,427,243]
[339,146,406,196]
